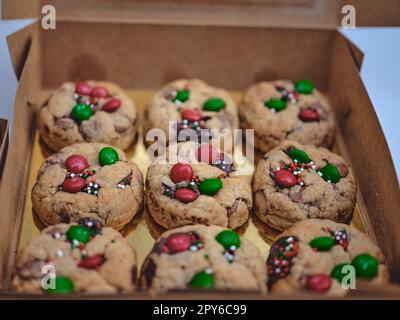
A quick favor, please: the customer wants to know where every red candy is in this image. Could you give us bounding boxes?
[78,255,104,269]
[62,177,86,193]
[298,107,320,122]
[197,144,219,164]
[75,81,92,96]
[65,154,89,173]
[174,188,198,203]
[181,109,202,122]
[274,170,297,188]
[165,233,191,253]
[306,274,332,293]
[170,163,193,183]
[91,86,109,99]
[102,98,121,113]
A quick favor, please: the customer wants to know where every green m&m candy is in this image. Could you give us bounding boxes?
[215,230,241,250]
[203,97,226,112]
[198,178,222,196]
[173,89,190,103]
[294,80,315,94]
[319,164,340,183]
[189,271,214,289]
[330,263,351,283]
[265,98,287,112]
[288,148,310,164]
[352,253,378,279]
[71,103,93,121]
[99,147,119,166]
[45,276,74,294]
[67,225,91,245]
[309,236,335,251]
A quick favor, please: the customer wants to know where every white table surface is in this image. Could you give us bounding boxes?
[0,11,399,180]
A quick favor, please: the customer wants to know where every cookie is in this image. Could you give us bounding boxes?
[38,81,138,152]
[31,143,144,231]
[12,218,137,294]
[253,141,356,231]
[140,225,267,293]
[146,142,252,229]
[266,219,389,295]
[239,80,335,154]
[144,79,238,149]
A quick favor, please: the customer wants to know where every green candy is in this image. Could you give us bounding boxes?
[67,225,91,245]
[99,147,119,166]
[265,98,287,112]
[203,97,226,112]
[173,89,190,103]
[295,80,315,94]
[71,103,93,121]
[319,164,340,183]
[352,253,378,279]
[309,236,335,251]
[45,276,74,294]
[331,263,351,283]
[198,178,222,196]
[288,148,310,164]
[189,271,214,289]
[215,230,241,250]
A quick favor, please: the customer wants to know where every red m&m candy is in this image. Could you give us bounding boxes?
[197,144,219,164]
[75,82,92,96]
[91,86,109,99]
[78,254,104,269]
[274,170,297,188]
[102,98,121,113]
[181,109,202,122]
[174,188,198,203]
[62,177,86,193]
[170,163,193,183]
[65,155,89,173]
[299,107,320,122]
[165,233,191,253]
[306,274,332,293]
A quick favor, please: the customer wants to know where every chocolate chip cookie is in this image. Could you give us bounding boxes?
[13,218,137,294]
[253,141,356,231]
[146,142,252,229]
[31,143,144,231]
[267,219,389,295]
[239,80,335,154]
[143,79,238,149]
[140,225,267,293]
[38,81,138,152]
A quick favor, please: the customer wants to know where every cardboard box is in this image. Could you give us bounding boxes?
[0,0,399,298]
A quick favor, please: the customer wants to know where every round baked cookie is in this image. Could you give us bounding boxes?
[140,225,267,293]
[38,80,138,152]
[144,79,238,148]
[32,143,144,231]
[267,219,389,295]
[13,218,137,294]
[253,141,356,231]
[146,142,252,229]
[239,80,335,154]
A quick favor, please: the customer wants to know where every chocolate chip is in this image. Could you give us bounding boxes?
[59,212,71,223]
[18,260,45,280]
[227,200,238,216]
[288,187,304,203]
[153,237,167,255]
[336,163,349,178]
[56,117,75,130]
[131,265,138,285]
[141,259,157,288]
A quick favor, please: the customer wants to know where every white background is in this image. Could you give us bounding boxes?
[0,3,398,180]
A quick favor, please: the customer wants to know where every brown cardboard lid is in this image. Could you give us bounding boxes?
[2,0,399,28]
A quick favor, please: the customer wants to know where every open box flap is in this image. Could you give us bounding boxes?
[2,0,399,27]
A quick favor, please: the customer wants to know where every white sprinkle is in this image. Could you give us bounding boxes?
[190,245,198,252]
[229,245,236,251]
[293,171,298,175]
[94,184,98,188]
[328,180,331,183]
[275,268,281,274]
[275,260,279,265]
[271,109,276,113]
[318,172,323,176]
[300,182,305,186]
[205,268,213,274]
[70,173,75,177]
[312,165,317,170]
[276,166,281,170]
[89,183,93,187]
[56,249,63,257]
